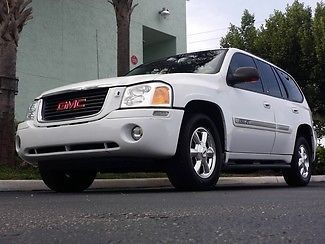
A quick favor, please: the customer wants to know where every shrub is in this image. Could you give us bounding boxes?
[314,146,325,175]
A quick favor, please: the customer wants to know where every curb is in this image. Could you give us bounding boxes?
[0,176,324,192]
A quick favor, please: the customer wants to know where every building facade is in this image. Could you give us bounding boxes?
[16,0,187,119]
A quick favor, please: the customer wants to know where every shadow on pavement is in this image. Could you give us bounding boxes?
[23,182,324,195]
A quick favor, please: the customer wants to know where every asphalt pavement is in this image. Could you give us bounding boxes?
[0,181,324,243]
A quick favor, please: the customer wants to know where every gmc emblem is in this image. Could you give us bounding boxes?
[57,98,86,111]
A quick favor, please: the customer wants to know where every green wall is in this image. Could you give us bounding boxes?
[144,38,177,63]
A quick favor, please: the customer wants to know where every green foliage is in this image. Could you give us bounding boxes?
[220,24,245,50]
[313,2,325,122]
[220,9,257,53]
[0,164,40,180]
[220,1,325,137]
[314,146,325,174]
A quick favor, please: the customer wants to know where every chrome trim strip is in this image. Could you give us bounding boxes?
[276,124,290,132]
[233,117,291,133]
[234,117,276,129]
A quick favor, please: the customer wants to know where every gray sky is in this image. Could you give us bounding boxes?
[186,0,319,52]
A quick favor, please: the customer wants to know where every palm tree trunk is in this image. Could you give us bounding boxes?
[116,15,130,76]
[0,41,17,77]
[0,41,18,166]
[0,77,17,166]
[0,0,32,166]
[109,0,138,77]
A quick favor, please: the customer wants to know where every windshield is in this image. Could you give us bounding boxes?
[126,49,227,76]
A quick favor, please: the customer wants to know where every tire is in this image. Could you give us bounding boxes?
[283,137,312,187]
[39,168,97,192]
[167,113,223,190]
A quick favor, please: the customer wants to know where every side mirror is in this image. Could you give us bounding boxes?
[230,67,260,84]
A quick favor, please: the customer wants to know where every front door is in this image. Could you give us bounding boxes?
[226,53,276,154]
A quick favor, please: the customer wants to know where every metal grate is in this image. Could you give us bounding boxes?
[42,88,109,121]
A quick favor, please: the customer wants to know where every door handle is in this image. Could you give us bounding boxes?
[292,107,299,114]
[263,102,271,109]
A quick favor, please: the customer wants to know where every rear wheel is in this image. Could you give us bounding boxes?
[167,113,222,189]
[39,167,97,192]
[283,137,311,186]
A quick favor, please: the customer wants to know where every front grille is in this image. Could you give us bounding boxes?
[42,88,109,121]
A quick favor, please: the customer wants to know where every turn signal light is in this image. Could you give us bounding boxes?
[152,87,170,105]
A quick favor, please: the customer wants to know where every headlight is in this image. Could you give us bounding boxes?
[121,82,172,108]
[25,100,38,120]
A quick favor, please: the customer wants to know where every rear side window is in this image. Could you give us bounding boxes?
[227,53,263,93]
[255,60,282,98]
[275,69,303,102]
[273,67,288,99]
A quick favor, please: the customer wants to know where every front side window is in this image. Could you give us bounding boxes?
[255,59,282,98]
[127,49,227,76]
[227,53,263,93]
[275,69,303,103]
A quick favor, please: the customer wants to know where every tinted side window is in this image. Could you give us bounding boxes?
[227,53,263,93]
[255,60,282,98]
[273,67,288,99]
[275,69,303,102]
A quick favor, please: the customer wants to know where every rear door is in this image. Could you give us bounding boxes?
[271,69,305,155]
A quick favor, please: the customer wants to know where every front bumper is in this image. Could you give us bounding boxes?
[16,109,184,165]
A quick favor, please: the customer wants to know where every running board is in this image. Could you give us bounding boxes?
[224,164,291,170]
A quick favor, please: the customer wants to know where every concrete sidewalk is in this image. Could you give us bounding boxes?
[0,175,324,192]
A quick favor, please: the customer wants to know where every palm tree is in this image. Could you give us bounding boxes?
[108,0,138,76]
[0,0,32,165]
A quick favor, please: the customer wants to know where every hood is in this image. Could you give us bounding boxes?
[37,74,163,98]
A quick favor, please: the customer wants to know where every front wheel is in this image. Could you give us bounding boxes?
[283,137,312,187]
[167,113,223,189]
[39,167,97,192]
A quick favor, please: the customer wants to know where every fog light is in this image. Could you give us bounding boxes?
[131,126,143,141]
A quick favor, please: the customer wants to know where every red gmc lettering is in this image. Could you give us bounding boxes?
[57,99,86,111]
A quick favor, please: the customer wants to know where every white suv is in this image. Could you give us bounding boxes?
[16,48,317,192]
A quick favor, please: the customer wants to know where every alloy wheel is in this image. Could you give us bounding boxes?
[190,127,216,179]
[298,145,310,178]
